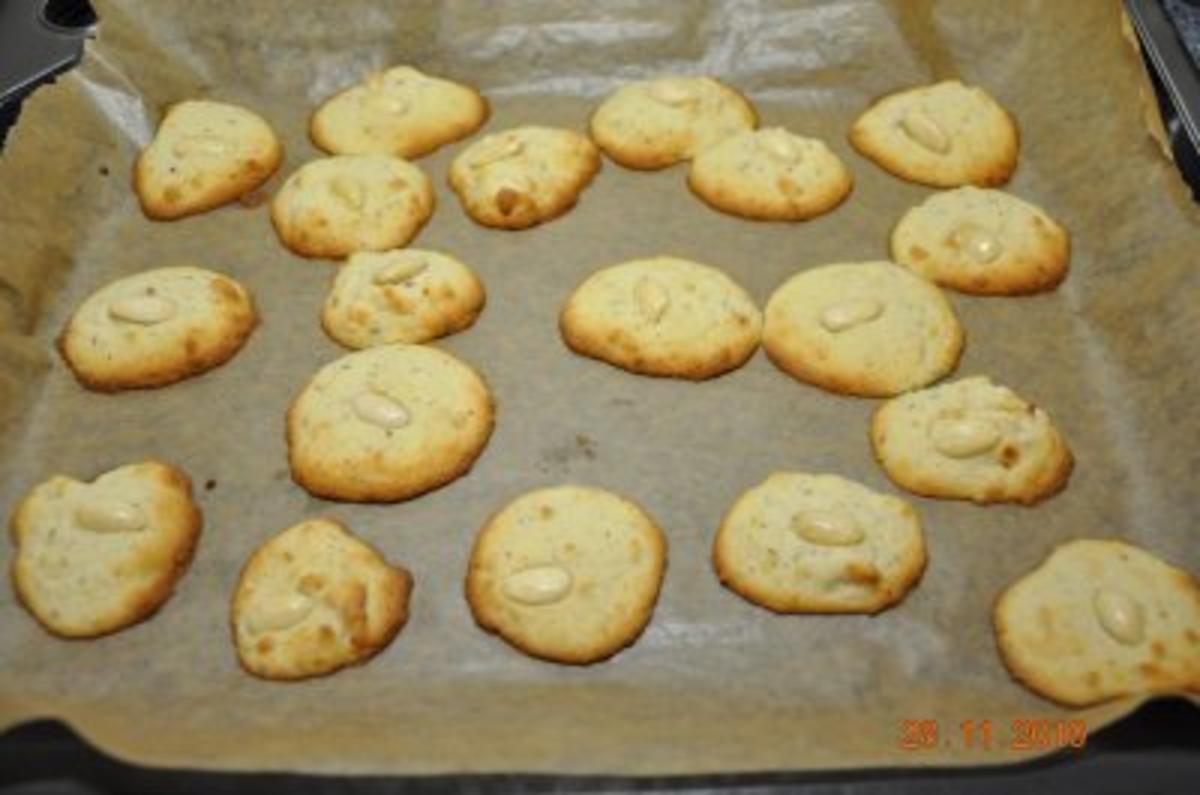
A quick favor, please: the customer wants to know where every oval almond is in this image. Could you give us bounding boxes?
[75,499,146,534]
[790,509,865,546]
[352,391,411,429]
[245,592,315,635]
[108,294,177,325]
[502,565,573,606]
[899,109,951,154]
[931,416,1001,458]
[1093,588,1145,646]
[819,298,884,333]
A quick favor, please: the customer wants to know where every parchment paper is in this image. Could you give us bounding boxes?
[0,0,1196,776]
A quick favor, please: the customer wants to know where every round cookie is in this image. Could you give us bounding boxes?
[465,485,667,664]
[891,187,1070,295]
[994,539,1200,706]
[870,375,1073,505]
[713,472,926,614]
[322,249,485,349]
[232,518,413,681]
[688,127,853,221]
[849,80,1018,188]
[270,154,434,259]
[135,99,283,220]
[762,261,963,397]
[447,126,600,230]
[311,65,488,159]
[286,344,494,502]
[10,460,202,638]
[58,266,258,391]
[590,76,758,170]
[559,256,763,380]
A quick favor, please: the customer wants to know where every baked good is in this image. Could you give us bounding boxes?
[713,472,926,614]
[287,344,494,502]
[687,127,853,221]
[447,126,600,230]
[465,485,667,664]
[891,187,1070,295]
[57,266,258,391]
[232,518,412,680]
[870,375,1073,504]
[589,76,757,169]
[311,65,488,159]
[270,154,434,258]
[762,261,963,397]
[10,460,202,637]
[994,539,1200,706]
[559,256,762,380]
[321,249,485,349]
[135,99,282,220]
[849,80,1018,188]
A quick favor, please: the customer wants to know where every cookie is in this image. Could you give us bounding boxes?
[994,539,1200,707]
[762,261,963,397]
[321,249,485,349]
[447,126,600,230]
[870,375,1073,504]
[232,518,412,681]
[58,266,258,391]
[270,154,434,259]
[891,187,1070,295]
[687,127,853,221]
[311,65,488,159]
[559,256,762,380]
[713,472,926,614]
[287,344,494,502]
[134,99,282,220]
[10,460,201,638]
[465,485,667,664]
[849,80,1018,188]
[590,77,758,170]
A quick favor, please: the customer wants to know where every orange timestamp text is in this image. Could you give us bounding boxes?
[898,717,1088,752]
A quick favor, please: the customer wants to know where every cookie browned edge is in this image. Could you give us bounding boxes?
[269,174,437,260]
[133,103,284,221]
[847,87,1019,189]
[56,274,260,392]
[463,488,668,665]
[230,518,414,681]
[890,209,1071,296]
[868,399,1075,505]
[711,481,927,614]
[309,80,490,160]
[588,83,760,171]
[685,155,854,222]
[319,259,487,350]
[991,539,1200,707]
[10,460,203,639]
[285,355,495,503]
[447,138,602,230]
[761,279,964,398]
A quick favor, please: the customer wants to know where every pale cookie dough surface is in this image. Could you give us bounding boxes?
[135,99,282,220]
[311,65,488,159]
[232,518,412,681]
[10,460,202,638]
[870,375,1073,504]
[448,126,600,230]
[713,472,926,614]
[560,256,762,380]
[688,127,853,221]
[995,539,1200,707]
[590,76,758,170]
[849,80,1018,188]
[465,485,667,665]
[287,344,494,502]
[58,266,258,391]
[322,249,485,349]
[891,187,1070,295]
[762,261,963,397]
[270,154,434,258]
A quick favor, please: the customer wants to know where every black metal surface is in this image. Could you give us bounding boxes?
[0,699,1198,793]
[0,0,1197,791]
